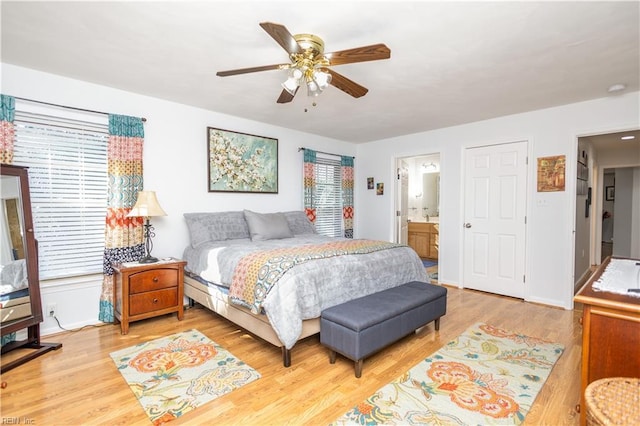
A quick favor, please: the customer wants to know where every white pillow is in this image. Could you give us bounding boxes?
[243,210,294,241]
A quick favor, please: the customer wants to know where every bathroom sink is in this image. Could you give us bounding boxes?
[408,217,439,223]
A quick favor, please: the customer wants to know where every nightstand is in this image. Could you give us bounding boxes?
[113,258,187,334]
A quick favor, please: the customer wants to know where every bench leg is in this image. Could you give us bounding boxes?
[355,359,363,378]
[435,317,441,331]
[329,350,336,364]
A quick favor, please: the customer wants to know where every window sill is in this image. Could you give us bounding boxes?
[41,273,103,289]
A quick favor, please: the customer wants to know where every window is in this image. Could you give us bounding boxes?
[12,106,108,280]
[313,155,343,237]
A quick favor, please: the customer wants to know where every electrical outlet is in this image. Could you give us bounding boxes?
[47,303,57,317]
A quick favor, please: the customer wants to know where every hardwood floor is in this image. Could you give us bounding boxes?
[1,286,582,425]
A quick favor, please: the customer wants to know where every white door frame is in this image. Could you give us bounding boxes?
[394,153,442,245]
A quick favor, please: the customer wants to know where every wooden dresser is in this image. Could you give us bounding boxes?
[408,222,439,260]
[113,258,186,334]
[574,256,640,425]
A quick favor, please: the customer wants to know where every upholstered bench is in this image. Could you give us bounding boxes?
[320,281,447,378]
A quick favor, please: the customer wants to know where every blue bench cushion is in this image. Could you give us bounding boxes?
[321,281,447,332]
[320,281,447,373]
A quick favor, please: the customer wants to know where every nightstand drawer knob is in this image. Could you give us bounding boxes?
[153,276,159,282]
[153,298,158,304]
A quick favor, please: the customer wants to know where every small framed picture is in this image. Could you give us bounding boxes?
[605,186,615,201]
[367,177,374,189]
[376,182,384,195]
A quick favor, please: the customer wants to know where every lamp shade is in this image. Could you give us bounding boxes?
[126,191,167,217]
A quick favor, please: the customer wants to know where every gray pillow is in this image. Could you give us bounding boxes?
[244,210,294,241]
[283,210,316,235]
[184,211,250,247]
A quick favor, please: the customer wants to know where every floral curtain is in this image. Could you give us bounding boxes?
[341,155,354,239]
[0,95,16,344]
[303,148,317,224]
[0,94,16,164]
[98,114,146,322]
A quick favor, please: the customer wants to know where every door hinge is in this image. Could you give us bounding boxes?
[523,275,526,283]
[524,216,527,224]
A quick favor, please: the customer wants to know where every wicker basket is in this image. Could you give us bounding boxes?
[585,377,640,426]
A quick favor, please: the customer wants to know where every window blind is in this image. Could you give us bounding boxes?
[314,156,343,237]
[12,110,109,280]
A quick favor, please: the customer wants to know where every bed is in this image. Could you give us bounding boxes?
[182,210,428,366]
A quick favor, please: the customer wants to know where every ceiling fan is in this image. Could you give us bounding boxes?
[216,22,391,104]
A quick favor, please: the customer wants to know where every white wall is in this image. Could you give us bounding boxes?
[2,64,355,334]
[354,91,640,309]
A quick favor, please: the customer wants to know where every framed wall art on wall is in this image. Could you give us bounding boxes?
[536,155,566,192]
[606,186,615,201]
[207,127,278,193]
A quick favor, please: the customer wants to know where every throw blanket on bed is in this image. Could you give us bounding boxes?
[229,239,402,314]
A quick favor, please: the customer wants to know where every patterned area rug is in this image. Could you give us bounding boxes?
[332,322,564,425]
[110,329,260,425]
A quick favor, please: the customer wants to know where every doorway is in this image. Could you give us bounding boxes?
[395,153,441,284]
[573,129,640,293]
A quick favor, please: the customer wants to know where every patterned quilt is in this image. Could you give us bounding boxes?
[229,239,402,314]
[183,235,428,349]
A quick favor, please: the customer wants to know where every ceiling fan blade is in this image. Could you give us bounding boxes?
[277,87,298,104]
[216,63,288,77]
[259,22,303,55]
[325,43,391,66]
[327,69,369,98]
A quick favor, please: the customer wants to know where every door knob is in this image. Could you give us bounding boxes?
[464,223,472,228]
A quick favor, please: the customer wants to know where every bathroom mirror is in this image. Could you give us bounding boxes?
[422,172,440,218]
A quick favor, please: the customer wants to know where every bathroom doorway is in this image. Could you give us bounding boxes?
[395,153,441,283]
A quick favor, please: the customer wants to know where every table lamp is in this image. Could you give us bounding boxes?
[126,191,167,263]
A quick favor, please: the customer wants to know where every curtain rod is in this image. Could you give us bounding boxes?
[13,96,147,122]
[298,147,355,159]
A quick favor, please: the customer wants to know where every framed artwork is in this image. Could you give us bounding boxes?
[606,186,615,201]
[207,127,278,193]
[537,155,566,192]
[376,182,384,195]
[367,177,374,189]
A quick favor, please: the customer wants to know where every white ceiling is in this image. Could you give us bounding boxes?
[2,1,639,143]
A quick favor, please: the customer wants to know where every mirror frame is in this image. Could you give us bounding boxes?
[1,164,43,333]
[1,164,60,372]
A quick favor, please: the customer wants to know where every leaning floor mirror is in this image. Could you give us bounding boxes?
[1,164,61,373]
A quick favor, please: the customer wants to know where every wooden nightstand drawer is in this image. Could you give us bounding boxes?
[129,268,179,293]
[129,288,178,316]
[112,259,186,334]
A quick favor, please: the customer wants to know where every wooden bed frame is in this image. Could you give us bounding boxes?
[183,274,320,367]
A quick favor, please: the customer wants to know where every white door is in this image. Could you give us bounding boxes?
[396,161,409,244]
[463,141,528,298]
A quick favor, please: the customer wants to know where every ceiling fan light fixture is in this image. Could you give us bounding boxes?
[314,69,332,90]
[307,79,321,97]
[217,22,391,104]
[292,68,303,80]
[282,76,300,95]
